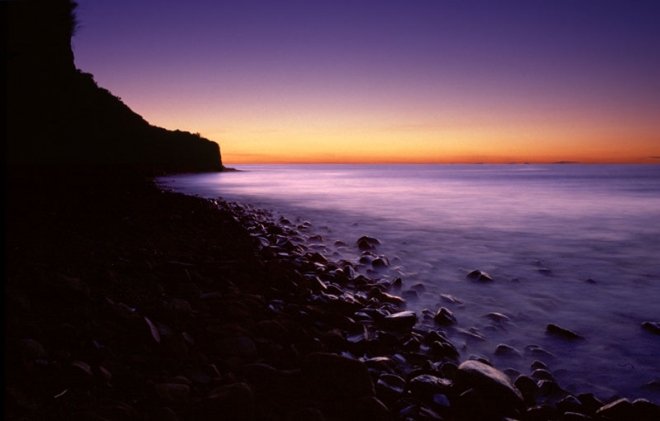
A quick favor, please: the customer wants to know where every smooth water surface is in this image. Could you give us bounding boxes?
[157,164,660,402]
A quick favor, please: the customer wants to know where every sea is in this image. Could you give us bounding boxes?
[156,164,660,402]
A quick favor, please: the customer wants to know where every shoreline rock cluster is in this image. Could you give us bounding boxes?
[6,177,659,420]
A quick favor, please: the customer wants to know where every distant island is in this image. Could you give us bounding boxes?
[7,0,224,179]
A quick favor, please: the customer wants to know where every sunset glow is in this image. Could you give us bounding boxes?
[73,0,660,164]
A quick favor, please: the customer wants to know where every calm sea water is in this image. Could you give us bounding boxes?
[157,164,660,402]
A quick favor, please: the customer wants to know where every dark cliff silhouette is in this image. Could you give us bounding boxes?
[6,0,224,180]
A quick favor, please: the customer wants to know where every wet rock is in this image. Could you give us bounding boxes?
[456,327,486,342]
[369,289,407,307]
[440,362,458,380]
[563,412,592,420]
[454,360,524,417]
[494,344,523,358]
[641,321,660,335]
[531,368,555,382]
[524,344,555,359]
[482,312,510,323]
[213,336,257,361]
[514,375,538,404]
[398,404,444,420]
[537,379,568,402]
[153,382,190,406]
[18,338,48,366]
[531,360,548,371]
[87,399,141,421]
[596,398,634,420]
[357,236,381,251]
[537,267,553,276]
[371,256,389,269]
[68,360,94,385]
[201,382,255,421]
[467,270,493,282]
[440,294,462,304]
[429,340,460,361]
[546,323,584,340]
[433,307,457,326]
[557,395,586,415]
[632,398,660,421]
[525,403,558,421]
[379,311,417,331]
[401,290,419,302]
[407,374,452,401]
[376,374,406,404]
[302,353,375,399]
[577,393,604,414]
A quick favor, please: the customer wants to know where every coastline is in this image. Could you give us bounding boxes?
[6,172,659,420]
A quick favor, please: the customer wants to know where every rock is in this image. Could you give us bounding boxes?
[482,312,510,322]
[524,344,555,359]
[562,412,592,420]
[632,398,660,421]
[494,344,522,358]
[531,360,549,371]
[577,393,604,414]
[525,403,558,421]
[372,256,389,269]
[86,399,141,420]
[407,374,452,401]
[546,323,584,340]
[537,267,553,276]
[357,236,381,251]
[302,353,375,399]
[429,340,460,361]
[152,383,190,406]
[376,374,406,403]
[467,270,493,282]
[557,395,586,415]
[596,398,634,420]
[514,375,538,403]
[454,360,524,417]
[531,368,555,382]
[440,294,462,304]
[641,321,660,335]
[433,307,457,326]
[379,311,417,331]
[18,338,48,365]
[213,336,257,361]
[201,382,255,421]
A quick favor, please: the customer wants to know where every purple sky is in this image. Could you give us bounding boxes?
[73,0,660,163]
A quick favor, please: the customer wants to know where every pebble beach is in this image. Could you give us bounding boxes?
[6,170,660,421]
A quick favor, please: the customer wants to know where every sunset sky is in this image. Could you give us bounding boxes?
[73,0,659,164]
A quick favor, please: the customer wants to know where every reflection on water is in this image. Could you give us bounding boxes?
[158,164,660,402]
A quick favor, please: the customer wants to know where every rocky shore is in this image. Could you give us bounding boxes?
[6,172,659,421]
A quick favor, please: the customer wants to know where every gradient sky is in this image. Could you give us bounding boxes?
[73,0,660,164]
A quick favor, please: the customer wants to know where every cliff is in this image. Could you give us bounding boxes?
[6,0,224,177]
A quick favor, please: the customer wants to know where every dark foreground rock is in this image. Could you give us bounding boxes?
[6,173,659,420]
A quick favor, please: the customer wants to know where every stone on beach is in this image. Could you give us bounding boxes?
[546,323,584,340]
[379,310,418,331]
[466,269,493,282]
[641,321,660,335]
[357,235,381,251]
[454,360,524,417]
[433,307,457,326]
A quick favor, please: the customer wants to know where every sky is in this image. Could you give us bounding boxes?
[73,0,660,164]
